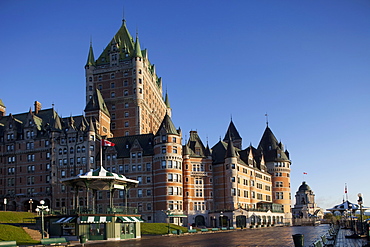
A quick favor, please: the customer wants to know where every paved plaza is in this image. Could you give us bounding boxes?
[66,225,367,247]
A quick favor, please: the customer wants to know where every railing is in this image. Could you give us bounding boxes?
[52,206,138,215]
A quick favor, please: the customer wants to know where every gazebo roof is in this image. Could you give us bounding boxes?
[326,200,368,213]
[61,166,139,190]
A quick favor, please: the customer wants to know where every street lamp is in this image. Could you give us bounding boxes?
[29,199,33,212]
[36,200,49,239]
[220,211,223,227]
[165,208,171,234]
[358,193,363,235]
[3,198,7,211]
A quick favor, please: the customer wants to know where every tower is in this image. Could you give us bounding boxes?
[257,125,292,217]
[152,114,183,223]
[85,20,168,137]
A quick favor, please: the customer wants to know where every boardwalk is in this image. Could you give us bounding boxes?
[335,228,367,247]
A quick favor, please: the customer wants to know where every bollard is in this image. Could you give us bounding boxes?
[292,234,304,247]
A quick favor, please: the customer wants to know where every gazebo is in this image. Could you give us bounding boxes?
[61,165,139,212]
[47,165,142,241]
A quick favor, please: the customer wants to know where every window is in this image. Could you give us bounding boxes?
[161,160,166,169]
[276,181,283,187]
[168,173,173,182]
[146,163,151,171]
[146,176,151,183]
[111,92,115,98]
[173,146,177,153]
[168,187,173,195]
[125,121,129,127]
[124,103,129,108]
[276,192,283,199]
[146,189,152,196]
[124,90,128,96]
[125,112,129,118]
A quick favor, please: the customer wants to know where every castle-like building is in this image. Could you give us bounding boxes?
[0,19,292,228]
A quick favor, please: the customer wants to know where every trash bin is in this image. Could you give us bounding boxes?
[292,234,304,247]
[79,235,87,243]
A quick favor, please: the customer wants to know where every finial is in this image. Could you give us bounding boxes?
[265,113,269,126]
[122,4,125,23]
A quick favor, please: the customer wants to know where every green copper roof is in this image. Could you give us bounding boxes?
[164,91,170,108]
[96,20,135,65]
[84,89,110,117]
[134,35,142,58]
[86,43,95,66]
[156,114,178,136]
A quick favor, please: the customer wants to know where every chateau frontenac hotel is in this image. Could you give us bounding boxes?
[0,19,292,228]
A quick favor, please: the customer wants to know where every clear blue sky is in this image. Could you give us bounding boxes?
[1,0,370,211]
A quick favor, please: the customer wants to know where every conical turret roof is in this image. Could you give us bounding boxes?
[156,114,178,135]
[84,89,110,117]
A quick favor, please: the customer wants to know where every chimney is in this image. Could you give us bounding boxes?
[34,101,42,114]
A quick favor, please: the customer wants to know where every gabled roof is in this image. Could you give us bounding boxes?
[185,131,208,157]
[211,140,228,164]
[109,134,154,158]
[84,89,110,117]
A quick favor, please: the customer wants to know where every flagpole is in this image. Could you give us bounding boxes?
[100,138,103,168]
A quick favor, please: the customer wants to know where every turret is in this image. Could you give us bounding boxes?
[85,42,96,105]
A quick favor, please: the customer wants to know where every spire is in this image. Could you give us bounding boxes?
[86,41,95,67]
[225,136,237,158]
[88,117,95,132]
[164,90,170,108]
[134,34,143,58]
[223,119,242,149]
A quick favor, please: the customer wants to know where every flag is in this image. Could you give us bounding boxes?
[303,172,307,175]
[102,139,115,147]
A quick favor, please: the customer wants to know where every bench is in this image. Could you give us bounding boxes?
[211,228,219,231]
[320,235,334,247]
[201,229,208,232]
[0,241,17,247]
[313,240,323,247]
[40,237,69,246]
[188,229,197,233]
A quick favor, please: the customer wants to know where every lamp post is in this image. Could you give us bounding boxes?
[3,198,7,211]
[36,200,49,239]
[29,199,33,212]
[166,208,172,234]
[220,211,223,228]
[358,193,363,235]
